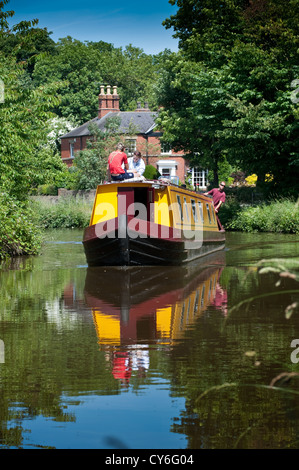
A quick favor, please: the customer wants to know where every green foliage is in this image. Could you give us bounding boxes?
[0,52,61,200]
[32,38,159,122]
[73,116,123,190]
[217,196,242,228]
[36,184,58,196]
[0,26,56,75]
[0,2,64,257]
[0,192,42,259]
[227,198,299,233]
[158,0,299,193]
[53,166,79,191]
[143,165,161,180]
[30,196,93,229]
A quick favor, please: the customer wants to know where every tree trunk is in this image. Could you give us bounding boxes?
[212,153,219,187]
[256,171,265,191]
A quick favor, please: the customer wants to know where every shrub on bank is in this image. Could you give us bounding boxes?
[143,165,161,180]
[0,193,42,260]
[30,196,93,229]
[227,199,299,233]
[37,184,58,196]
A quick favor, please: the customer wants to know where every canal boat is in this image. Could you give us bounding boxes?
[83,178,225,266]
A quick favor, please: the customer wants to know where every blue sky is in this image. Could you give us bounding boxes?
[7,0,179,54]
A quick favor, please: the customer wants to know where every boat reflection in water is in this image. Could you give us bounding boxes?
[84,252,227,385]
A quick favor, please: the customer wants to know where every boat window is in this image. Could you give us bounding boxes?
[200,285,205,307]
[183,198,190,222]
[206,203,212,224]
[191,199,198,222]
[176,195,183,221]
[194,290,200,313]
[211,206,216,224]
[197,202,204,223]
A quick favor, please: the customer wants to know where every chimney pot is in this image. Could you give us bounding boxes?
[98,84,120,119]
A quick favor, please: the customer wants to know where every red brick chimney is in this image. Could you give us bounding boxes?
[98,85,120,119]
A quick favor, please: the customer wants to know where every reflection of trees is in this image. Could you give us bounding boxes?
[0,237,114,447]
[166,263,299,449]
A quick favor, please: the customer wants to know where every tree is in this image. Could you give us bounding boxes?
[0,1,62,257]
[0,52,60,199]
[33,40,159,123]
[73,116,123,190]
[157,0,299,192]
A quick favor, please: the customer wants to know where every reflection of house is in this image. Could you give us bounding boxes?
[60,86,208,188]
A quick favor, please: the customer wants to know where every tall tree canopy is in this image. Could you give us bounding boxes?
[0,1,61,199]
[157,0,299,192]
[32,38,159,123]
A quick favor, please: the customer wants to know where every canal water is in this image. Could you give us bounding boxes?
[0,229,299,449]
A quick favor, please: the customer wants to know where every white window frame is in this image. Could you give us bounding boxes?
[190,168,208,190]
[70,142,75,158]
[160,141,172,155]
[125,138,136,156]
[157,160,177,178]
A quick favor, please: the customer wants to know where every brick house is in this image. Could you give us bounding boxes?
[60,86,208,188]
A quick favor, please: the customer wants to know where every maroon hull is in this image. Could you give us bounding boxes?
[83,216,225,267]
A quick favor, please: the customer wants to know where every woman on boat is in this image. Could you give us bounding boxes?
[107,143,135,181]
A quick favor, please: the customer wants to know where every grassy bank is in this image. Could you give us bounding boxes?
[222,198,299,234]
[31,194,299,234]
[29,196,93,229]
[2,195,298,262]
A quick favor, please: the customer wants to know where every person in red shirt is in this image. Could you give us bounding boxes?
[204,181,226,231]
[107,142,134,181]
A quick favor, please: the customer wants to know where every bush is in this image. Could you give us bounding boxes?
[0,193,42,260]
[31,196,93,229]
[37,184,58,196]
[218,196,242,227]
[227,198,299,233]
[143,165,160,180]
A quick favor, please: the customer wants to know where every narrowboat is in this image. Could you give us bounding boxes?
[82,179,225,266]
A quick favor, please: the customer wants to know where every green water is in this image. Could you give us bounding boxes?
[0,230,298,449]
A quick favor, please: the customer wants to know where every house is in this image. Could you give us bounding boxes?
[60,86,208,188]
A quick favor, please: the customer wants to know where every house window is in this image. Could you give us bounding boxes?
[161,141,172,155]
[125,139,136,156]
[157,160,177,179]
[70,142,75,158]
[190,168,208,189]
[162,168,171,177]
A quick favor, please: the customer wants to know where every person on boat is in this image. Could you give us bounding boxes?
[107,143,135,181]
[128,151,145,177]
[204,181,226,231]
